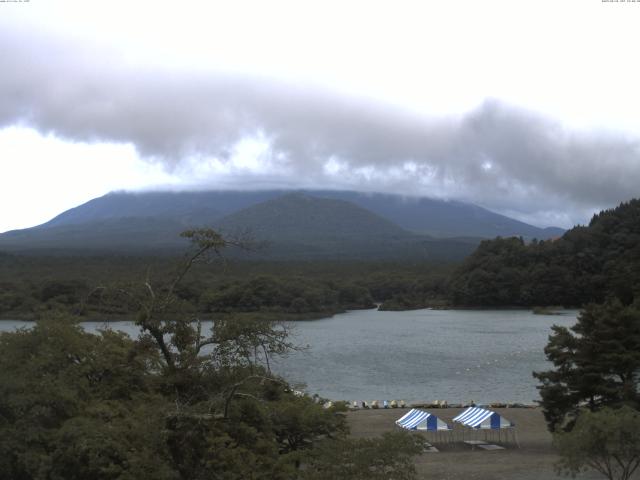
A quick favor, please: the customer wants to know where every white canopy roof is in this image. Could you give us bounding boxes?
[453,407,514,430]
[396,408,451,431]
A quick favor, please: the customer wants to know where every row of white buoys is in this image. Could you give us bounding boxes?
[311,393,536,411]
[352,399,408,409]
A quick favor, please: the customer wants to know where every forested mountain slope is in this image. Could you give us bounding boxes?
[6,189,563,239]
[214,193,477,261]
[449,199,640,307]
[0,193,479,261]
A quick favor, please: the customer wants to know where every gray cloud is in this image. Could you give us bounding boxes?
[2,25,639,228]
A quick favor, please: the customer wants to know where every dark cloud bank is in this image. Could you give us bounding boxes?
[2,26,639,228]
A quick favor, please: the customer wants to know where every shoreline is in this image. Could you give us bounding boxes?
[338,400,539,410]
[0,305,581,322]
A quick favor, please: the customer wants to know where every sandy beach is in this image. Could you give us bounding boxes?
[347,407,605,480]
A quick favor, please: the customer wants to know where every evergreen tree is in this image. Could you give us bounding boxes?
[534,298,640,431]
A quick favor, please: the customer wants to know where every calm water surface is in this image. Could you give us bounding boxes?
[274,308,578,404]
[1,308,578,404]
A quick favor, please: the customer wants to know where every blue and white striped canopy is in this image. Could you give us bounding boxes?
[396,409,451,431]
[453,407,514,430]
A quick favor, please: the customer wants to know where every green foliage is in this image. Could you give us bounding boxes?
[269,396,349,455]
[0,318,173,480]
[212,316,295,371]
[0,316,363,479]
[449,199,640,307]
[554,407,640,480]
[449,237,531,306]
[534,299,640,432]
[0,231,426,479]
[0,255,453,320]
[201,275,374,315]
[180,228,228,251]
[370,270,450,310]
[299,431,425,480]
[0,281,28,312]
[39,279,89,303]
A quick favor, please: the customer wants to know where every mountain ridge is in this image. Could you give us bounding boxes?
[0,189,564,260]
[32,189,563,238]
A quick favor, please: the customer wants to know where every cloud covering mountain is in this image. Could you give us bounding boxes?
[1,23,639,228]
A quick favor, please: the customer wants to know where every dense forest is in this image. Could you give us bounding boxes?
[1,199,638,320]
[0,255,452,321]
[449,199,640,307]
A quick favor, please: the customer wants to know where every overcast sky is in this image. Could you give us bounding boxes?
[1,0,640,233]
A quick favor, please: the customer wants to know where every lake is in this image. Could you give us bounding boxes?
[0,308,578,404]
[274,308,578,404]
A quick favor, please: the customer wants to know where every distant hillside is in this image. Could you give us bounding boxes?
[212,193,476,261]
[35,189,562,238]
[0,217,190,253]
[216,193,408,241]
[307,190,565,239]
[0,192,481,260]
[0,189,564,259]
[449,198,640,307]
[42,190,278,228]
